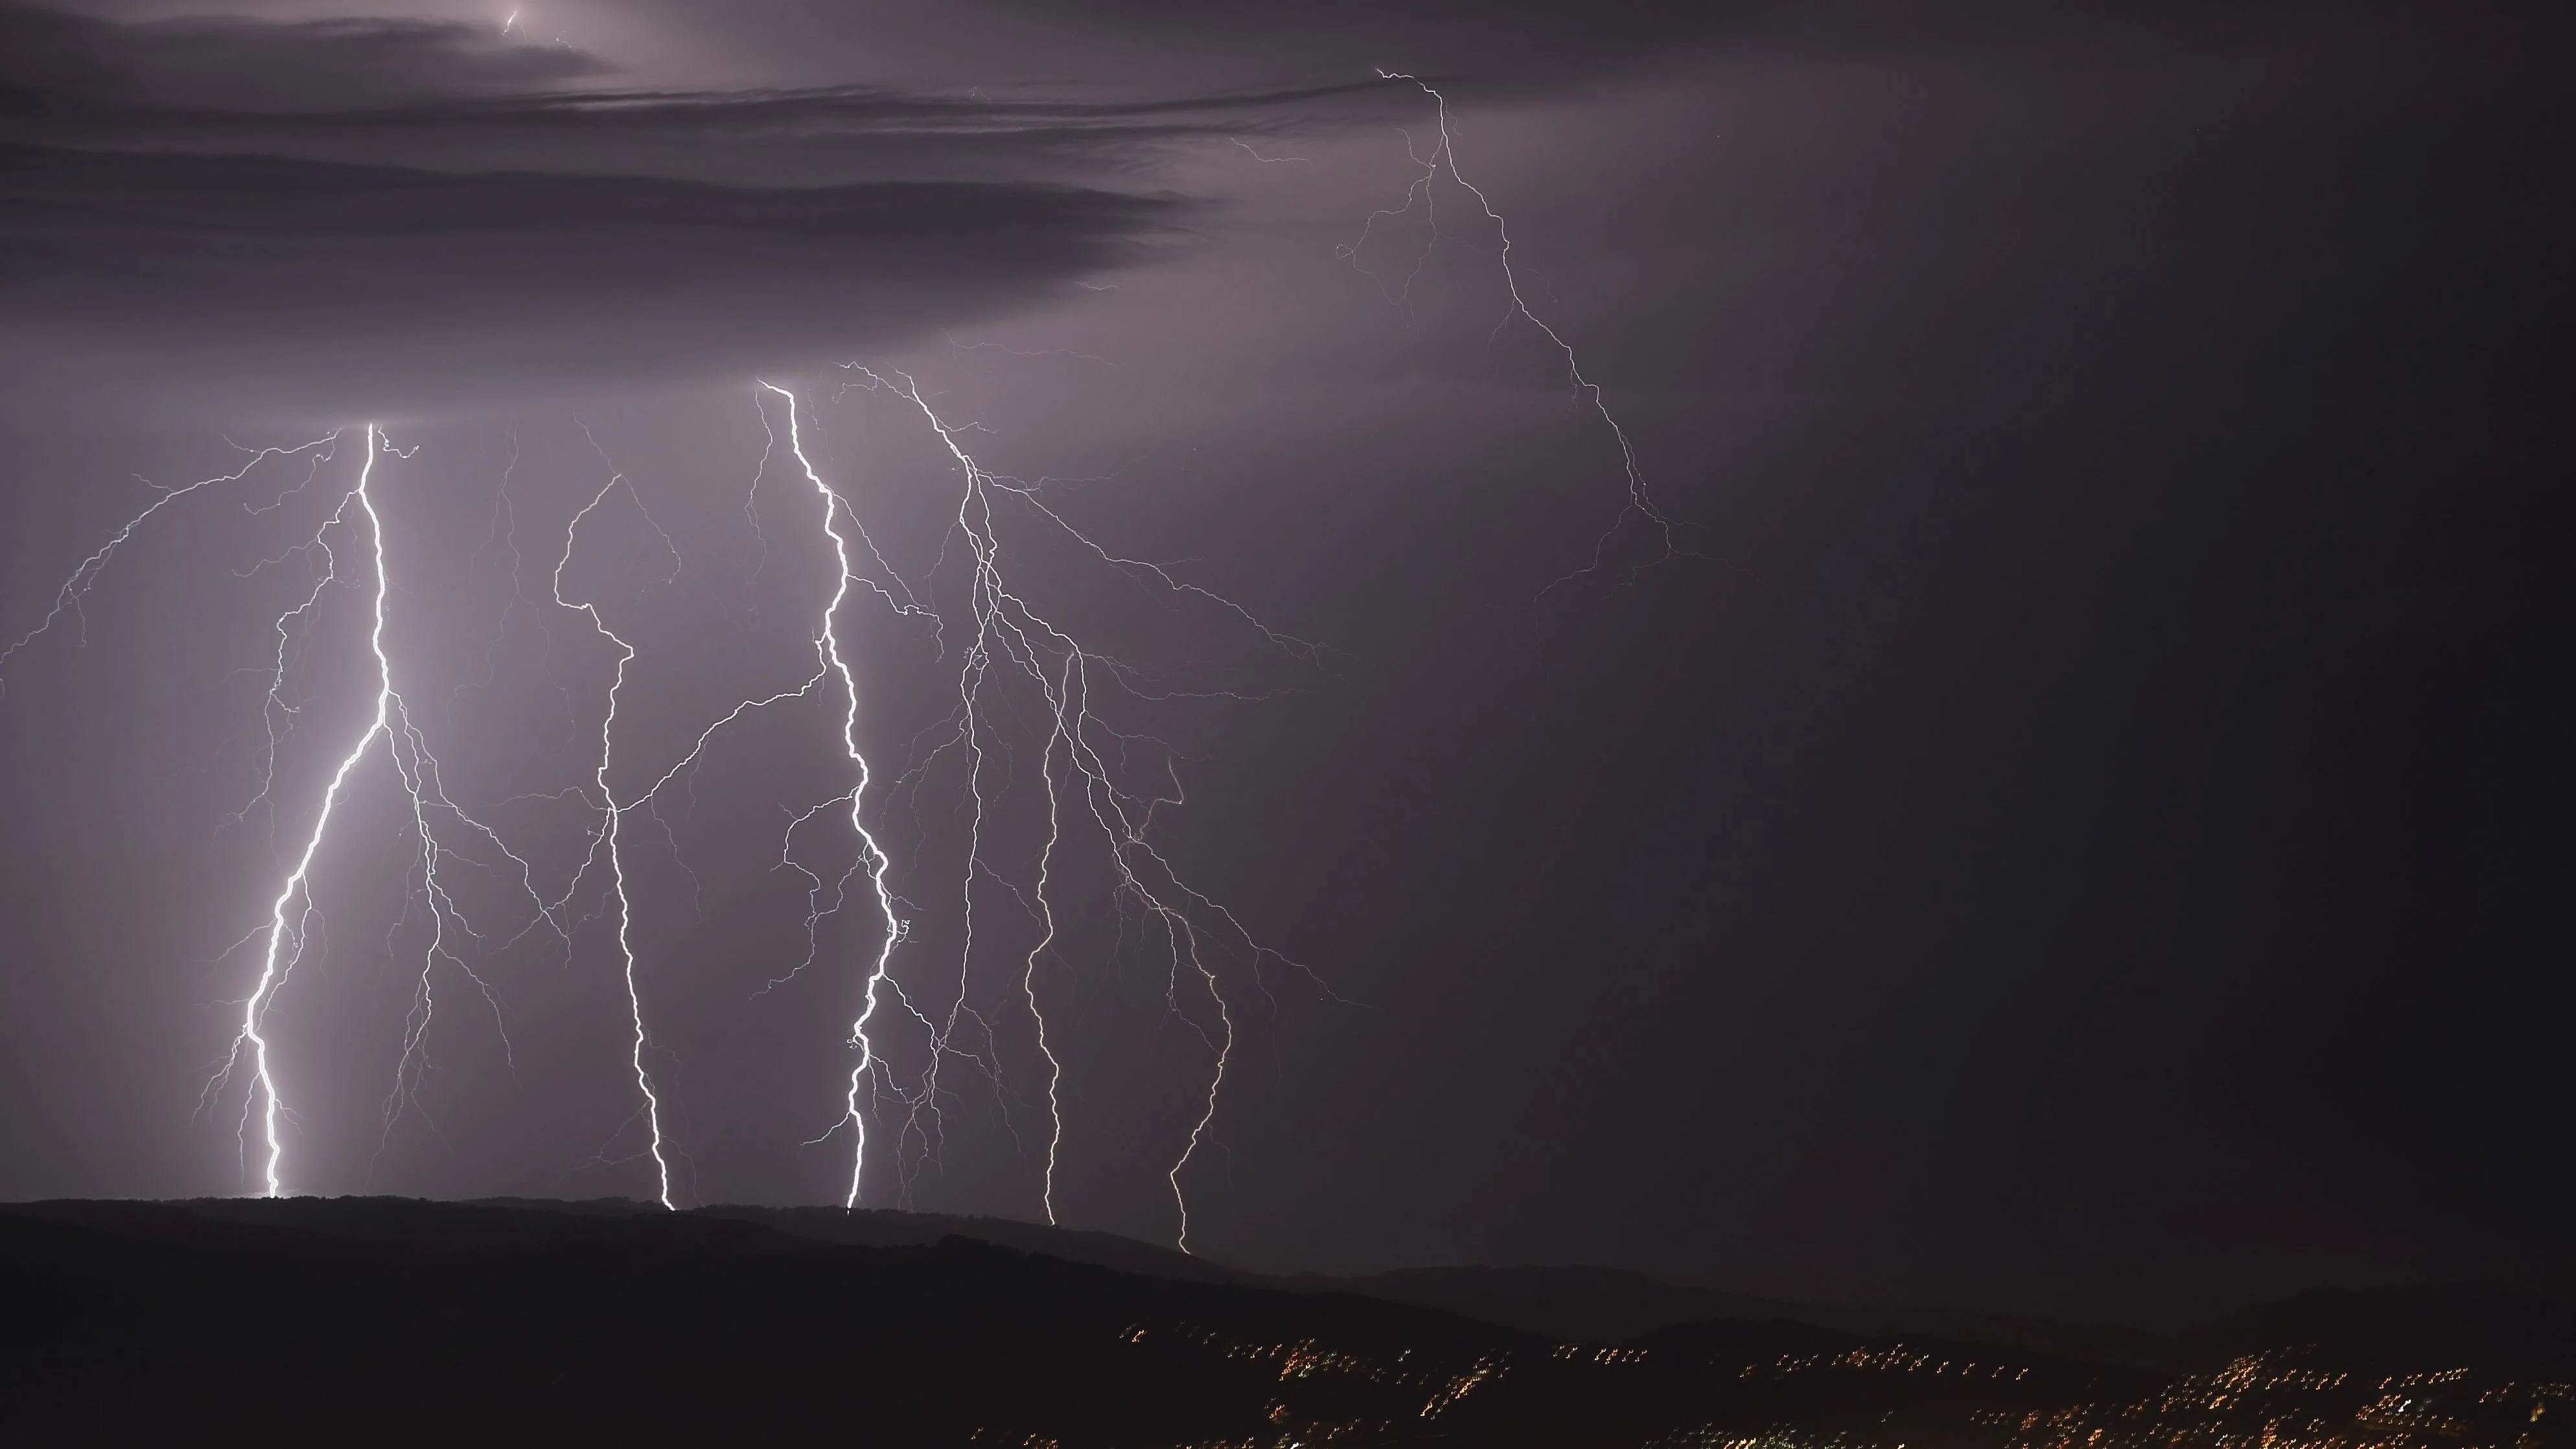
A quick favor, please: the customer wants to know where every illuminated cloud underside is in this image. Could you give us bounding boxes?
[5,75,1672,1242]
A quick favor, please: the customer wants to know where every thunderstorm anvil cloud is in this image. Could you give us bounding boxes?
[0,142,1180,418]
[0,1,1396,420]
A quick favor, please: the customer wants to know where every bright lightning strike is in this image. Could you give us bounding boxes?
[7,429,558,1198]
[816,365,1322,1249]
[531,439,687,1209]
[752,382,918,1212]
[17,395,1308,1228]
[210,426,540,1196]
[222,427,397,1196]
[9,73,1657,1233]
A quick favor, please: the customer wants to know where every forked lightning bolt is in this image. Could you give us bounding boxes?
[811,365,1319,1249]
[5,76,1662,1227]
[750,382,917,1212]
[0,434,341,691]
[538,450,681,1207]
[203,427,543,1195]
[9,397,1305,1227]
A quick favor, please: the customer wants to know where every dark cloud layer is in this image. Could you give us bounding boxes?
[0,1,1382,168]
[1001,0,1740,89]
[0,1,609,111]
[0,2,1358,417]
[0,141,1176,417]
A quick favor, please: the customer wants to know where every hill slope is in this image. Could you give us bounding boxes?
[2,1199,2566,1448]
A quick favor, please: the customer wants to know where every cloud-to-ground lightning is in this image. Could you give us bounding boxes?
[223,427,397,1198]
[199,427,544,1195]
[3,429,544,1197]
[602,374,1324,1239]
[815,364,1325,1248]
[750,382,918,1212]
[539,457,679,1207]
[10,388,1319,1231]
[5,67,1673,1235]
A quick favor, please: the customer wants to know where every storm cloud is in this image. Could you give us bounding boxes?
[0,1,612,110]
[1,142,1181,419]
[0,0,2568,1324]
[0,2,1378,418]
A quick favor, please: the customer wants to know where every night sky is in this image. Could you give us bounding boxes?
[1,0,2568,1328]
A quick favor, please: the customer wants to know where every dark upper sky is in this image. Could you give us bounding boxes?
[0,0,2568,1327]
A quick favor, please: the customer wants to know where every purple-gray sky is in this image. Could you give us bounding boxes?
[0,0,2568,1325]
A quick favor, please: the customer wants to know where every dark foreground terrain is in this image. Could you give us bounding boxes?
[3,1199,2569,1448]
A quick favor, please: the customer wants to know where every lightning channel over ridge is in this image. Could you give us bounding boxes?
[0,70,1678,1235]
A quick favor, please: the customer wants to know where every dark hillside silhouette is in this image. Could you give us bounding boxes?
[3,1199,2568,1447]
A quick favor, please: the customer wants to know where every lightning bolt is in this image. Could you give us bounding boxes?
[569,385,935,1213]
[224,426,395,1198]
[1231,137,1314,165]
[0,433,340,693]
[1358,71,1691,591]
[25,76,1669,1225]
[9,428,570,1198]
[820,365,1321,1249]
[205,426,535,1194]
[751,382,920,1212]
[13,73,1663,1226]
[536,439,684,1209]
[367,664,557,1177]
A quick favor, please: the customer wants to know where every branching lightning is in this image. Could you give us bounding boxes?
[8,70,1667,1240]
[1356,72,1692,592]
[224,428,395,1197]
[807,365,1324,1248]
[535,452,680,1208]
[198,427,545,1195]
[750,382,917,1212]
[0,434,340,693]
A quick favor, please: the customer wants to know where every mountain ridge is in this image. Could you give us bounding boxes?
[34,1193,2555,1369]
[4,1196,2568,1447]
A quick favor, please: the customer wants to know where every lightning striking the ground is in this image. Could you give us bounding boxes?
[5,69,1667,1239]
[860,366,1310,1246]
[539,452,680,1208]
[847,366,1286,1245]
[8,393,1316,1229]
[702,373,1315,1247]
[200,428,544,1195]
[752,382,915,1212]
[217,429,402,1198]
